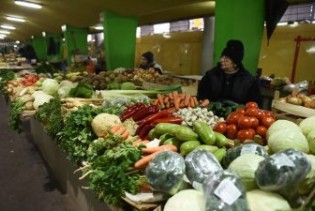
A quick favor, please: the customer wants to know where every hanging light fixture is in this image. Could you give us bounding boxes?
[0,30,10,35]
[14,0,42,9]
[1,24,16,30]
[6,16,26,22]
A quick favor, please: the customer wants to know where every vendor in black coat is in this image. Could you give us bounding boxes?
[197,40,262,105]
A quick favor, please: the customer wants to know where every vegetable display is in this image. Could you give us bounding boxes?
[8,100,25,133]
[208,100,242,118]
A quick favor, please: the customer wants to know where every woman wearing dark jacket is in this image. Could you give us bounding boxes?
[197,40,262,105]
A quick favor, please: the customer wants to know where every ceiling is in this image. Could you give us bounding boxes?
[0,0,313,41]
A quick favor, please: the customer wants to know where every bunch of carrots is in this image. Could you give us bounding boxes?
[134,144,178,169]
[152,91,209,110]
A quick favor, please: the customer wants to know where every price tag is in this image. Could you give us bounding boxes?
[241,144,257,155]
[274,153,295,168]
[214,178,242,206]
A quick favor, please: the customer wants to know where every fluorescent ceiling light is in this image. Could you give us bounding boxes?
[94,26,104,30]
[42,31,46,37]
[6,16,26,22]
[0,30,10,34]
[16,40,20,44]
[277,22,287,26]
[14,0,42,9]
[0,35,6,39]
[1,24,16,30]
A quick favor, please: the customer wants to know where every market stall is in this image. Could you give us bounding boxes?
[1,66,315,211]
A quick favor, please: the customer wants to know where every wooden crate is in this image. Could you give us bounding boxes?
[271,91,315,123]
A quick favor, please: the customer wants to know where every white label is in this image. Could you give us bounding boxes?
[214,178,242,206]
[241,144,257,155]
[275,153,295,168]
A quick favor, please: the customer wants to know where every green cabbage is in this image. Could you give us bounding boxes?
[228,154,265,191]
[41,78,59,95]
[246,190,291,211]
[266,119,300,140]
[299,116,315,136]
[164,189,205,211]
[268,127,309,153]
[307,130,315,154]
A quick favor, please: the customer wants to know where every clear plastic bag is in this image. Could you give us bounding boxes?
[255,148,311,207]
[145,151,186,195]
[185,149,222,185]
[202,170,249,211]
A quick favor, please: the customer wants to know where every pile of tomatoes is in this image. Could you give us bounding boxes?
[213,102,276,143]
[20,74,40,87]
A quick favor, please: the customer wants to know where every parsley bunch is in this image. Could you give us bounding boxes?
[9,100,25,133]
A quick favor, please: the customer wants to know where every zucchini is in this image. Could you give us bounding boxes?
[192,120,216,145]
[175,126,198,142]
[155,123,181,136]
[213,148,227,163]
[180,141,201,156]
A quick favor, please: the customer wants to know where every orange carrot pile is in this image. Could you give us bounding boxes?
[152,91,209,110]
[134,144,178,169]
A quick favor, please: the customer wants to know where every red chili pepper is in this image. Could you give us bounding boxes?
[136,110,172,125]
[121,103,146,121]
[136,123,156,139]
[131,105,160,121]
[153,116,183,124]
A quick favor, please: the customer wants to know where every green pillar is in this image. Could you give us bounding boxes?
[102,11,138,70]
[46,33,62,63]
[32,36,47,62]
[214,0,265,74]
[63,25,88,65]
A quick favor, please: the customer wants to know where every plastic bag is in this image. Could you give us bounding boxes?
[185,149,222,185]
[283,80,309,93]
[146,151,186,195]
[202,170,249,211]
[255,148,311,207]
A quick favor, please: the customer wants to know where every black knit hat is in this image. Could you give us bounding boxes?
[142,51,154,63]
[221,40,244,65]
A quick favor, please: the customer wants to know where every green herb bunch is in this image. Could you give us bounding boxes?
[9,100,25,133]
[35,98,63,137]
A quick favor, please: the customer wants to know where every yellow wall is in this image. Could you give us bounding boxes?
[136,24,315,82]
[258,23,315,83]
[135,31,203,75]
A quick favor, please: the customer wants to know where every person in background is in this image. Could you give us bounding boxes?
[197,39,262,106]
[139,51,163,74]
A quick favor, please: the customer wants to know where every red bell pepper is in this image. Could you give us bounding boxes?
[136,123,156,139]
[152,116,183,124]
[136,110,172,125]
[121,103,146,121]
[131,105,160,121]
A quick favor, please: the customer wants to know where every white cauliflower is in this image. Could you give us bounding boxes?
[91,113,122,137]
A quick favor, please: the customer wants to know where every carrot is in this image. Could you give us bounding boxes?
[179,101,185,108]
[190,97,195,108]
[152,99,159,106]
[132,139,143,146]
[166,107,176,112]
[174,98,180,110]
[172,91,178,100]
[111,124,121,134]
[168,93,174,100]
[184,94,191,107]
[134,151,161,169]
[193,96,199,107]
[114,126,127,135]
[141,144,177,154]
[164,96,169,104]
[200,99,210,107]
[180,93,185,100]
[157,94,165,108]
[121,130,129,140]
[165,101,170,108]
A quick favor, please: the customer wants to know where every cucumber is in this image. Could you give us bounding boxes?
[175,126,199,142]
[195,145,219,153]
[180,141,201,156]
[192,120,216,145]
[213,148,227,163]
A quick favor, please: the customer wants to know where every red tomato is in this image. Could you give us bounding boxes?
[261,116,275,128]
[248,128,256,137]
[238,116,252,129]
[256,109,265,122]
[256,125,267,138]
[226,112,241,125]
[264,110,276,119]
[235,108,246,115]
[249,117,259,128]
[237,129,255,142]
[226,124,238,139]
[213,122,227,134]
[245,107,259,117]
[245,102,259,109]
